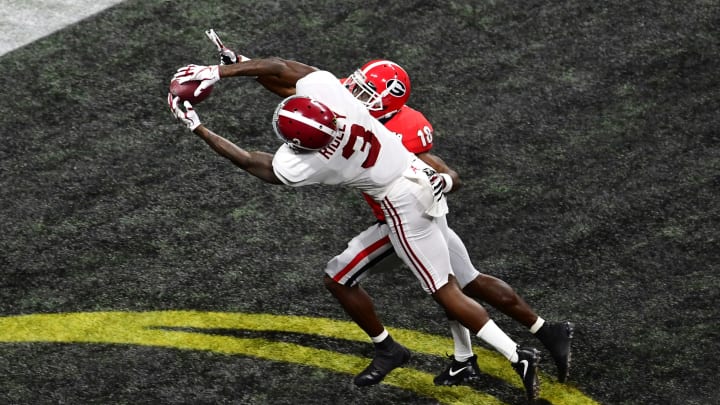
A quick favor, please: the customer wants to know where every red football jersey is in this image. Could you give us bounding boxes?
[383,105,434,154]
[363,105,435,220]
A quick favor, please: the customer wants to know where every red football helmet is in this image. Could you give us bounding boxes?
[272,95,337,151]
[345,60,411,119]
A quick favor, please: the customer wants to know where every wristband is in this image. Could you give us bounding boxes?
[439,173,453,193]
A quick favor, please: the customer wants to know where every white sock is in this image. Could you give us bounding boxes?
[476,319,518,362]
[448,320,474,361]
[529,317,545,334]
[371,328,389,343]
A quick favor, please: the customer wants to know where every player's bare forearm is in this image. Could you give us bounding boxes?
[255,75,298,98]
[193,125,283,185]
[219,57,318,97]
[417,152,462,192]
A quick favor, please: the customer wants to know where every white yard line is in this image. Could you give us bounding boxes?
[0,0,126,56]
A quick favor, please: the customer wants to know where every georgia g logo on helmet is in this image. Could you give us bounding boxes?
[385,78,407,98]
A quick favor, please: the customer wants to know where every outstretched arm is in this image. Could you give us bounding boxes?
[168,94,283,185]
[193,125,282,185]
[173,58,318,99]
[219,57,318,97]
[203,31,315,97]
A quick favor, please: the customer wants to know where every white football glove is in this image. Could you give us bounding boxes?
[173,64,220,97]
[168,93,201,131]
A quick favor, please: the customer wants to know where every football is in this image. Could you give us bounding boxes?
[169,78,213,104]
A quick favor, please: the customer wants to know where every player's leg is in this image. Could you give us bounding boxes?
[463,274,537,325]
[447,228,575,382]
[323,275,384,337]
[323,222,410,386]
[448,227,537,324]
[464,272,575,381]
[428,272,542,401]
[436,226,532,385]
[432,227,482,386]
[429,261,541,401]
[383,188,541,400]
[463,274,574,382]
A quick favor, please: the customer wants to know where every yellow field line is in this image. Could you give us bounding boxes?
[0,311,599,405]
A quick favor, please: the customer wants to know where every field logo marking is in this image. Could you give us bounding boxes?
[0,311,599,405]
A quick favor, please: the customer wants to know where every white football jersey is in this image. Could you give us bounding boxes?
[272,70,415,199]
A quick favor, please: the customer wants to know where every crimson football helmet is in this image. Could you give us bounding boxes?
[345,59,411,119]
[272,95,337,151]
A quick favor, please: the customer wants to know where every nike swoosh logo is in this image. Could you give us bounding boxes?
[448,365,470,377]
[519,359,529,377]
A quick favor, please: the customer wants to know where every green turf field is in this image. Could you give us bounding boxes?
[1,1,718,404]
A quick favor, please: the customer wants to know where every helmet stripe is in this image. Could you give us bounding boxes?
[277,109,336,137]
[361,60,398,74]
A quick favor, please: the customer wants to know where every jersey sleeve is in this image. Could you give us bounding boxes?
[383,106,434,154]
[272,145,315,186]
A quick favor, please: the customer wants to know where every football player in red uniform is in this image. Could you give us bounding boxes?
[330,60,574,387]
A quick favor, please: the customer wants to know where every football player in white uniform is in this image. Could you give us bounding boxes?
[199,38,576,387]
[169,58,542,401]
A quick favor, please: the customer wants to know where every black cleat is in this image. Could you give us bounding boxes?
[353,342,411,386]
[537,321,575,382]
[512,347,541,402]
[433,354,481,386]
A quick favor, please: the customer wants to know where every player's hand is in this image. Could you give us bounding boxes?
[424,168,452,203]
[173,64,220,96]
[219,48,238,65]
[424,168,444,203]
[168,93,201,131]
[205,28,238,65]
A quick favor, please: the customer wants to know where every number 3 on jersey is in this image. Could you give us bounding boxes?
[341,124,381,168]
